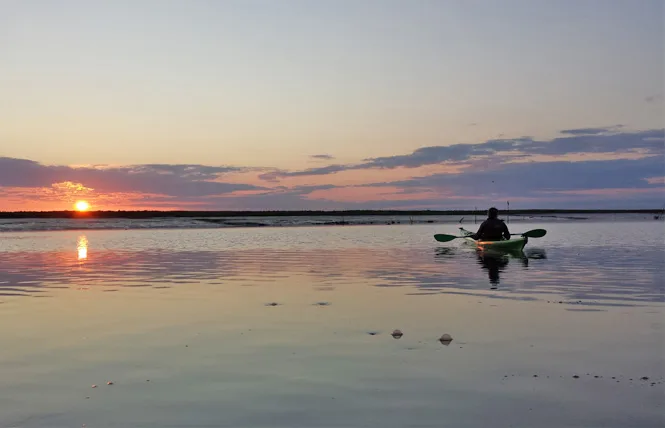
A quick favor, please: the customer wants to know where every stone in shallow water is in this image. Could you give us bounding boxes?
[439,333,453,344]
[391,329,403,339]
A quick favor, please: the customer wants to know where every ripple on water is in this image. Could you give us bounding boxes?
[0,224,662,307]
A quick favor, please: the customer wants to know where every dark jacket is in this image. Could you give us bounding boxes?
[472,218,510,241]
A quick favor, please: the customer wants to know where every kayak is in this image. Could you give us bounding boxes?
[459,227,528,251]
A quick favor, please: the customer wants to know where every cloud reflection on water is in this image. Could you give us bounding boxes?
[0,233,661,307]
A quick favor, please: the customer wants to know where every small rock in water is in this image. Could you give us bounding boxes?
[314,302,331,306]
[367,331,379,336]
[391,329,403,339]
[265,302,280,307]
[106,381,114,385]
[573,375,579,379]
[439,333,453,344]
[91,385,97,388]
[641,376,649,381]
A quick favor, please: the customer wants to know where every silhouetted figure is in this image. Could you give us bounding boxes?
[471,207,510,241]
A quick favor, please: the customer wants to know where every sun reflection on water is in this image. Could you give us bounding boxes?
[77,235,88,260]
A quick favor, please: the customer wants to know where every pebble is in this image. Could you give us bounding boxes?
[107,381,114,385]
[439,333,453,343]
[391,329,403,339]
[91,385,97,388]
[502,372,663,386]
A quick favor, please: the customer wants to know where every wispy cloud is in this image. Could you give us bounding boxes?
[260,128,664,179]
[645,94,663,104]
[310,154,335,160]
[559,125,623,135]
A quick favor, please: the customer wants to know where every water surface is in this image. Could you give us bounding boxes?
[1,222,663,427]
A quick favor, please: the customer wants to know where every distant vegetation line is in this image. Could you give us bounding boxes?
[0,209,662,219]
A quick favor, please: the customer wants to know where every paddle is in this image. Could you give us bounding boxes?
[433,228,547,242]
[517,229,547,238]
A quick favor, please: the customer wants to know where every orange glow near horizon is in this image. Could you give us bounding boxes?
[75,200,90,211]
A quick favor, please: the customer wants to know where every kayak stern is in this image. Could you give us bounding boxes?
[459,227,528,251]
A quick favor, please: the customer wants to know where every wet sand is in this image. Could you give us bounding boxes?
[0,223,663,427]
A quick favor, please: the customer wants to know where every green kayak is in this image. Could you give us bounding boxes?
[459,227,528,251]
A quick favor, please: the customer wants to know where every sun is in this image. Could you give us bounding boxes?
[74,200,90,212]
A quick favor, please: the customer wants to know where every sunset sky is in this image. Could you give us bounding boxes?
[1,0,663,211]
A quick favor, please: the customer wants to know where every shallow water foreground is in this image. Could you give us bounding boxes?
[0,222,663,427]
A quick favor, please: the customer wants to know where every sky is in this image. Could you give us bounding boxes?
[0,0,663,211]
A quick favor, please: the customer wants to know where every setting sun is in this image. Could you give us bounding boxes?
[74,200,90,211]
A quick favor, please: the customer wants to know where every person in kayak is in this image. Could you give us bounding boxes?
[471,207,510,241]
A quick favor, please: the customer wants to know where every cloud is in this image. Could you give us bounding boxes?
[310,154,335,160]
[260,128,664,179]
[1,127,663,211]
[0,157,263,199]
[645,94,663,103]
[520,129,664,156]
[361,156,664,199]
[127,164,244,180]
[559,125,623,135]
[259,164,351,181]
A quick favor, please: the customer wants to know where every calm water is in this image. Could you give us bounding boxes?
[1,222,663,427]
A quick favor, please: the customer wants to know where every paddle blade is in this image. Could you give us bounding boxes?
[521,229,547,238]
[434,234,457,242]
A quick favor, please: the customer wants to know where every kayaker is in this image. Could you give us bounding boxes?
[471,207,510,241]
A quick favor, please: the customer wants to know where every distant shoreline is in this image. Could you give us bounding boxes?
[0,209,662,219]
